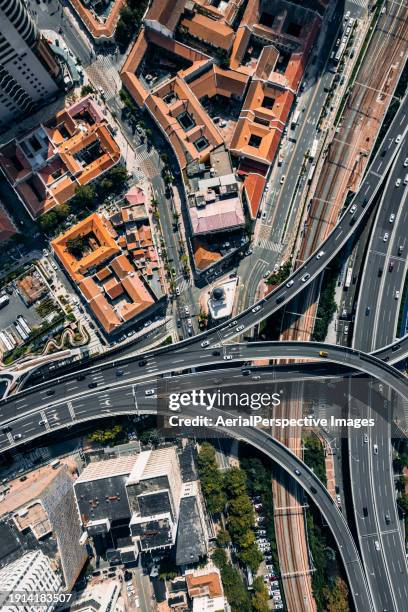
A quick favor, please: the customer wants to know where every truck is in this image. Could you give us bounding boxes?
[309,138,319,160]
[291,108,301,129]
[307,163,316,184]
[344,266,353,289]
[335,42,346,63]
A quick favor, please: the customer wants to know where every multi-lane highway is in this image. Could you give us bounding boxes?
[349,133,408,611]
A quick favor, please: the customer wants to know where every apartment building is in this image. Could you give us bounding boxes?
[0,0,62,132]
[0,550,62,612]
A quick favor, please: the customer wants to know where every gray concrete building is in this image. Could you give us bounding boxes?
[0,0,61,132]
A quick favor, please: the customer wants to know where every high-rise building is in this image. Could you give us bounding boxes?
[0,0,61,132]
[0,550,62,612]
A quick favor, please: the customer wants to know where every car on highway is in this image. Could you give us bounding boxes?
[374,540,380,551]
[280,175,285,185]
[14,434,22,440]
[38,420,46,426]
[395,290,400,299]
[294,469,301,476]
[116,369,124,377]
[175,287,180,296]
[184,306,190,315]
[201,340,210,347]
[46,389,55,396]
[389,261,394,271]
[139,360,147,367]
[349,204,357,214]
[276,295,285,304]
[236,325,244,332]
[263,270,271,278]
[229,320,237,327]
[252,375,261,381]
[261,211,267,221]
[316,250,325,259]
[395,178,401,187]
[404,157,408,167]
[398,245,404,255]
[286,279,294,287]
[212,351,221,356]
[373,444,378,454]
[301,273,310,282]
[395,134,402,144]
[88,382,97,389]
[319,351,328,357]
[252,305,261,313]
[389,213,395,223]
[242,370,251,376]
[365,307,370,315]
[383,232,389,242]
[364,434,368,443]
[223,355,232,360]
[145,389,155,396]
[187,318,192,326]
[385,513,391,525]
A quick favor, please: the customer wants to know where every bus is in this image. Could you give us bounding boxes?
[344,266,353,289]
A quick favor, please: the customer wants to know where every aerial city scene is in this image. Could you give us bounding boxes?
[0,0,407,610]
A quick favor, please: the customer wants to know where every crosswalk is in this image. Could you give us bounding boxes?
[87,55,121,101]
[135,147,160,180]
[255,238,283,253]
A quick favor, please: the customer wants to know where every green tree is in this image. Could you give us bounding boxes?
[238,542,263,573]
[38,211,58,233]
[212,547,227,569]
[66,236,87,258]
[89,424,122,445]
[71,184,95,211]
[251,577,270,612]
[324,577,349,612]
[224,467,247,498]
[216,528,231,547]
[81,84,94,96]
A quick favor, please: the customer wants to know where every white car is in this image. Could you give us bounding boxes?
[316,250,325,259]
[395,134,402,144]
[404,157,408,167]
[252,305,261,313]
[184,306,190,315]
[261,211,267,221]
[223,355,232,360]
[286,279,294,288]
[236,325,244,332]
[201,340,210,347]
[145,389,155,396]
[396,178,401,187]
[389,214,395,223]
[263,270,271,278]
[252,375,261,381]
[175,287,180,296]
[301,273,310,282]
[364,434,368,443]
[374,540,380,550]
[280,175,285,185]
[383,233,389,242]
[273,263,279,273]
[349,204,357,214]
[395,290,400,299]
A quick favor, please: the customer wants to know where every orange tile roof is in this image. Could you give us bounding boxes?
[0,97,121,219]
[193,245,222,270]
[95,266,112,282]
[110,253,135,279]
[89,293,122,333]
[79,277,101,302]
[120,275,154,317]
[243,173,265,219]
[52,213,121,282]
[69,0,125,39]
[181,13,235,51]
[104,278,124,300]
[145,0,187,32]
[186,570,223,599]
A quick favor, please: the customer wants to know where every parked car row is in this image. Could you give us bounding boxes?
[252,496,284,609]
